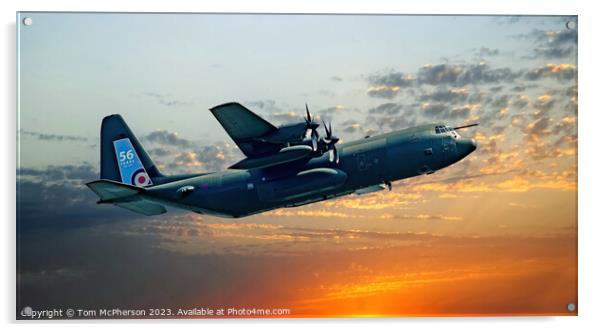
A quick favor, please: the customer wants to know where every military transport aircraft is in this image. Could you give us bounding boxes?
[86,103,477,217]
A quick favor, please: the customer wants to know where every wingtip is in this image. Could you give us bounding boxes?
[209,102,243,111]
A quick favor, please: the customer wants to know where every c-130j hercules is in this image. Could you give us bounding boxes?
[87,103,477,217]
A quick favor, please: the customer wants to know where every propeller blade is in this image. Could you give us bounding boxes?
[328,122,339,145]
[333,145,339,164]
[305,103,311,123]
[453,123,479,130]
[311,130,318,151]
[323,120,330,138]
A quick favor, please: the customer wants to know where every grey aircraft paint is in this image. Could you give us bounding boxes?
[87,104,476,218]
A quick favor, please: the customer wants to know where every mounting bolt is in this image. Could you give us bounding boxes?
[567,303,576,312]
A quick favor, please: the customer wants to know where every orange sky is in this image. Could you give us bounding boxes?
[138,126,577,316]
[142,176,577,316]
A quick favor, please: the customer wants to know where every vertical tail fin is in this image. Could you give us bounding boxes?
[100,114,163,187]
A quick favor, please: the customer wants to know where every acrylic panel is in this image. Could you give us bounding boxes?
[16,12,578,319]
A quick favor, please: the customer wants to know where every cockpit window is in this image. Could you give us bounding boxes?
[435,125,460,138]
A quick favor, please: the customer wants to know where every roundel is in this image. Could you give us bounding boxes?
[131,169,151,187]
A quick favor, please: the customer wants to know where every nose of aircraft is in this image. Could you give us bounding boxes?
[456,138,477,159]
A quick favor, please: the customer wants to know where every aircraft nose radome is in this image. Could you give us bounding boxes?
[456,138,477,158]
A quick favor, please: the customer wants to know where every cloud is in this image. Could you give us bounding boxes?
[246,100,314,123]
[268,111,305,123]
[389,214,462,221]
[141,129,243,173]
[473,131,504,155]
[475,47,500,57]
[366,71,415,98]
[493,16,522,25]
[142,130,192,148]
[421,102,448,117]
[524,116,552,141]
[321,191,423,211]
[162,143,239,173]
[366,85,402,99]
[340,120,361,134]
[317,105,358,124]
[245,99,285,115]
[490,94,511,109]
[17,217,576,315]
[19,130,88,142]
[365,103,417,130]
[513,95,530,109]
[366,63,521,98]
[416,63,520,86]
[18,222,314,310]
[417,64,464,85]
[449,105,474,119]
[418,101,479,120]
[524,64,576,81]
[489,86,503,93]
[148,147,172,157]
[368,103,403,115]
[17,173,141,232]
[553,116,577,136]
[419,88,469,103]
[496,173,576,192]
[317,89,335,97]
[533,94,556,114]
[144,92,193,107]
[18,164,98,183]
[520,97,577,161]
[479,150,524,175]
[534,47,574,58]
[264,209,356,219]
[409,172,577,193]
[517,28,577,59]
[170,151,204,168]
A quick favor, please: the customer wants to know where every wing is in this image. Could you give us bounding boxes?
[229,145,313,169]
[210,102,280,157]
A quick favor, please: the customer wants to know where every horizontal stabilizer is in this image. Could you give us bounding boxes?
[86,179,167,216]
[116,201,167,216]
[86,179,142,201]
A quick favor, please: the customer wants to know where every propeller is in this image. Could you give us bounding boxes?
[305,103,320,151]
[322,120,340,163]
[323,121,340,146]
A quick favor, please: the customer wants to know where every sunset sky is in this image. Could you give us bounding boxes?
[17,13,577,317]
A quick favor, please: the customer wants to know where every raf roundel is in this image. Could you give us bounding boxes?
[132,169,152,187]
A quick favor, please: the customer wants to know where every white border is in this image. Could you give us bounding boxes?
[3,0,601,331]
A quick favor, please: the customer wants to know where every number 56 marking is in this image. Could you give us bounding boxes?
[119,149,134,161]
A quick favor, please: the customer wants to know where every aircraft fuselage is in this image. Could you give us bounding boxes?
[142,124,476,218]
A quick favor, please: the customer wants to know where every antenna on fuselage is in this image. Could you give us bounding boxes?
[453,123,479,130]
